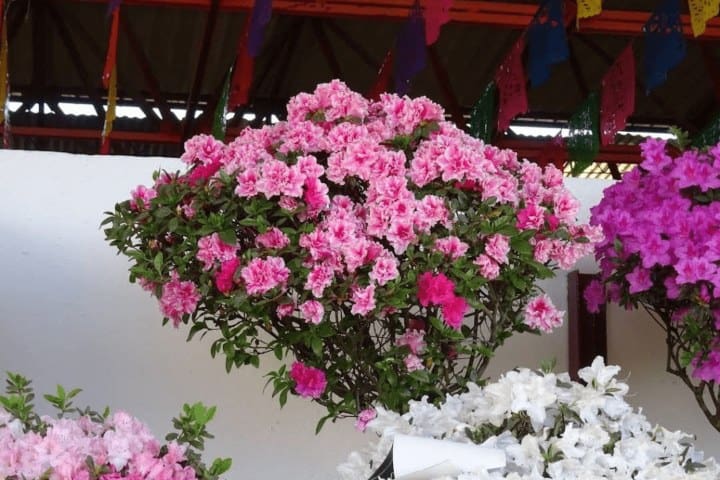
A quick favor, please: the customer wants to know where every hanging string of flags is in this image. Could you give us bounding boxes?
[465,0,720,173]
[59,0,720,156]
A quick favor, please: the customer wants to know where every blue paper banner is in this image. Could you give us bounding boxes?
[394,3,427,96]
[644,0,686,91]
[527,0,569,87]
[248,0,272,57]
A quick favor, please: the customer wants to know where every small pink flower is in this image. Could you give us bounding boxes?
[396,329,425,354]
[160,273,201,327]
[214,258,240,294]
[485,234,510,264]
[417,272,455,307]
[404,354,424,372]
[516,203,545,230]
[240,257,290,295]
[351,284,376,316]
[256,227,291,249]
[303,176,330,215]
[626,266,653,294]
[523,294,564,333]
[434,236,469,260]
[305,264,334,298]
[370,256,400,286]
[276,303,295,318]
[583,279,605,314]
[299,300,324,324]
[354,408,377,432]
[180,201,196,218]
[441,295,467,330]
[196,233,237,270]
[692,349,720,383]
[290,361,327,398]
[129,185,157,210]
[473,254,500,280]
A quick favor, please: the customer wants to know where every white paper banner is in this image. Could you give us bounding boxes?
[393,434,506,479]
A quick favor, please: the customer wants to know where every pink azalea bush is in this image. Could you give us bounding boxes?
[0,373,231,480]
[104,80,599,426]
[590,138,720,431]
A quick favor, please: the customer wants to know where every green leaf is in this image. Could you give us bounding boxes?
[209,457,233,476]
[153,252,164,273]
[219,229,238,245]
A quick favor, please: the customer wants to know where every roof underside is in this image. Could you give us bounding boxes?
[5,0,720,162]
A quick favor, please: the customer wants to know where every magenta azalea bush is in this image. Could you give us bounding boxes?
[0,372,231,480]
[590,138,720,430]
[104,80,599,427]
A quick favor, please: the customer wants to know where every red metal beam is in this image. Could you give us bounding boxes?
[0,126,181,143]
[1,125,643,165]
[495,138,642,165]
[74,0,720,38]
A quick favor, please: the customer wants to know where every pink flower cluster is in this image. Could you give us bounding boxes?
[523,294,564,333]
[0,411,197,480]
[119,80,599,415]
[396,328,426,373]
[591,139,720,382]
[417,272,468,330]
[160,272,201,327]
[289,361,327,398]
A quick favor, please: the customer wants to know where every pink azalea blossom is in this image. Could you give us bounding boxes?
[516,203,545,230]
[441,295,468,330]
[160,273,201,327]
[626,266,653,294]
[523,294,564,333]
[692,349,720,383]
[240,257,290,295]
[129,185,157,210]
[485,234,510,264]
[583,279,605,314]
[434,236,469,260]
[351,284,376,316]
[214,258,240,294]
[299,300,324,324]
[404,354,424,372]
[473,254,500,280]
[354,408,377,432]
[370,256,400,286]
[396,329,425,355]
[276,303,295,318]
[196,233,237,270]
[305,264,334,298]
[256,227,290,249]
[290,361,327,398]
[417,272,456,307]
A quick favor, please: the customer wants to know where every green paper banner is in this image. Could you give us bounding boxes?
[692,113,720,149]
[568,92,600,176]
[469,82,497,144]
[213,66,233,141]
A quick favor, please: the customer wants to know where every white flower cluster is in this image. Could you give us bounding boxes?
[337,357,719,480]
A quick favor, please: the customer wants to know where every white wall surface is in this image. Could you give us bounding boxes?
[0,150,717,479]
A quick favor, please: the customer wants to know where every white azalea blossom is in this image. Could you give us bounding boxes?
[338,357,719,480]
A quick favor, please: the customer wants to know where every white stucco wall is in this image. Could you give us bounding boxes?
[0,150,717,478]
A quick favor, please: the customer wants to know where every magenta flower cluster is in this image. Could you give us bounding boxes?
[109,80,598,421]
[590,139,720,384]
[0,410,197,480]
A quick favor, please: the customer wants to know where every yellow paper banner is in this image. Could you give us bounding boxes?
[689,0,720,37]
[577,0,602,20]
[101,66,117,152]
